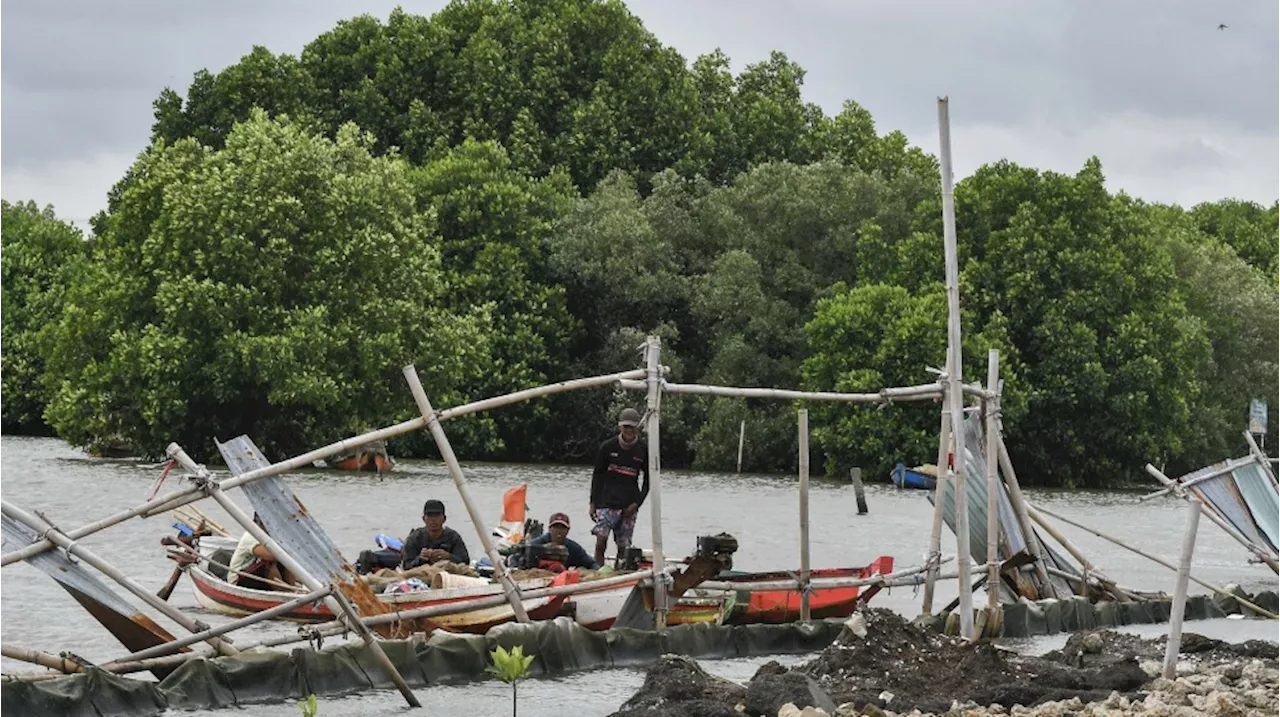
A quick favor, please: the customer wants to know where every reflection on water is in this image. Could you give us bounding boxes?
[1,436,1275,715]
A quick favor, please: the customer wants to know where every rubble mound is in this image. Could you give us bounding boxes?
[611,653,746,717]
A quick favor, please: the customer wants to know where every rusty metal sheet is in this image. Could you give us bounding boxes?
[214,436,397,627]
[2,513,183,675]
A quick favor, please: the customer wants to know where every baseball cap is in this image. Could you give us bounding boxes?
[423,499,446,515]
[618,408,642,427]
[549,512,571,528]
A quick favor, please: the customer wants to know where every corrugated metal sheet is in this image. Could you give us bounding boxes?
[215,436,392,622]
[1187,470,1268,553]
[1233,462,1278,552]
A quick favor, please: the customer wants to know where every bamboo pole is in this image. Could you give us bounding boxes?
[1163,498,1201,679]
[1,645,85,675]
[937,96,973,640]
[2,368,648,567]
[614,379,944,404]
[985,349,1000,613]
[644,336,669,631]
[920,395,951,616]
[1141,456,1258,501]
[736,420,746,473]
[0,500,239,657]
[1029,502,1278,619]
[798,409,811,621]
[401,365,529,624]
[995,432,1054,595]
[1022,501,1095,596]
[112,586,331,664]
[1243,431,1277,485]
[1145,464,1279,573]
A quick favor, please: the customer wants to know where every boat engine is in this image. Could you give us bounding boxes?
[508,541,569,571]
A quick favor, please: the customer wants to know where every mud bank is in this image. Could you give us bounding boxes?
[610,609,1279,717]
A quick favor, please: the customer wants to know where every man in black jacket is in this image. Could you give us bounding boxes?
[589,408,650,567]
[400,499,471,569]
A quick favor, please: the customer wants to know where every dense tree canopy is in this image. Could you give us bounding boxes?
[1,201,89,434]
[4,0,1276,484]
[40,112,492,459]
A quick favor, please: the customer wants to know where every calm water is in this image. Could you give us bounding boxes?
[1,436,1275,715]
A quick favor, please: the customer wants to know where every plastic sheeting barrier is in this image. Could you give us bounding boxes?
[3,618,843,715]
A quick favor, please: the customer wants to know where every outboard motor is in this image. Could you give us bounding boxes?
[508,540,569,572]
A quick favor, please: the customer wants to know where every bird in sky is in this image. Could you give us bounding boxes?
[1217,23,1228,30]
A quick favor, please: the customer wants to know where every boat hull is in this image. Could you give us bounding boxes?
[891,463,936,490]
[188,565,571,634]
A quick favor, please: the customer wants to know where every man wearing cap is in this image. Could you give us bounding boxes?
[400,499,471,569]
[529,512,599,570]
[589,407,650,567]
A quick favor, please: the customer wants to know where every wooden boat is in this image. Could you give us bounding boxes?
[566,556,895,629]
[325,439,395,473]
[187,554,576,634]
[891,463,937,490]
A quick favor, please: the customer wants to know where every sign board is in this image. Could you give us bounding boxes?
[1249,399,1268,435]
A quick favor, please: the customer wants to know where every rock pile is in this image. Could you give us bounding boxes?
[610,609,1278,717]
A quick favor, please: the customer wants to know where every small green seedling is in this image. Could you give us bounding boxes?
[298,694,318,717]
[487,644,536,717]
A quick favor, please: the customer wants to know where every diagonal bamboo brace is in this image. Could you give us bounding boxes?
[401,365,530,623]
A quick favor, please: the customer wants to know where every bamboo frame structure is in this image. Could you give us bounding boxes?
[984,350,1000,613]
[798,409,811,621]
[938,96,974,640]
[643,336,670,630]
[1163,499,1201,679]
[1145,464,1280,573]
[920,395,952,615]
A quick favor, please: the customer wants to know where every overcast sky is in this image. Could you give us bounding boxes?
[3,0,1276,227]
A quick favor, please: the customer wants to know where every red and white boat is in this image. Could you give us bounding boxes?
[186,538,576,634]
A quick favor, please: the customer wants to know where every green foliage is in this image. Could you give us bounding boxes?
[487,644,535,683]
[298,693,318,717]
[1,201,89,434]
[41,111,492,460]
[488,644,535,717]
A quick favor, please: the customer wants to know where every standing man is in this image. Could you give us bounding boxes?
[589,408,650,567]
[400,499,471,569]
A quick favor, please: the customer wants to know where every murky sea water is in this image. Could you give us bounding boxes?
[2,436,1275,715]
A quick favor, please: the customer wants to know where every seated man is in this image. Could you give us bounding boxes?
[227,513,297,590]
[401,499,470,569]
[529,512,600,570]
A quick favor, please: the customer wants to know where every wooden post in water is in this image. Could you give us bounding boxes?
[1163,498,1201,679]
[984,349,1001,615]
[850,467,868,515]
[920,395,951,616]
[401,365,530,624]
[736,420,746,473]
[798,408,811,621]
[938,96,973,639]
[644,335,669,630]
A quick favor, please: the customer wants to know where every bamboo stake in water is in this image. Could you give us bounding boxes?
[737,420,746,473]
[937,96,972,639]
[644,336,669,630]
[401,365,529,624]
[798,408,811,621]
[984,349,1001,612]
[1163,499,1201,679]
[920,396,951,616]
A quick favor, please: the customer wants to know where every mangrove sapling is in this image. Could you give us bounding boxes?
[487,645,536,717]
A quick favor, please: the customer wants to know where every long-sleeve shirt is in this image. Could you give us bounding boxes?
[591,436,650,510]
[400,526,470,569]
[530,533,600,570]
